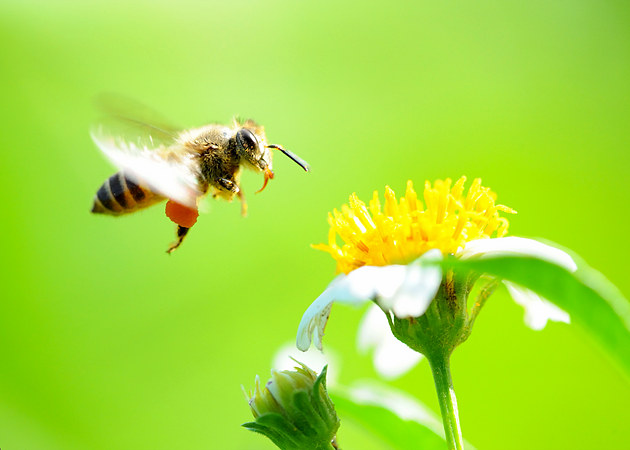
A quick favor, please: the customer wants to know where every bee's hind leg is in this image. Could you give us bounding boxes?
[167,226,190,254]
[165,199,199,253]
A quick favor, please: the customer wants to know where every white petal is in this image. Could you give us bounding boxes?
[296,289,335,351]
[385,249,443,318]
[297,252,444,352]
[296,266,408,351]
[357,305,423,379]
[460,237,577,272]
[356,304,388,352]
[344,265,409,299]
[504,281,571,330]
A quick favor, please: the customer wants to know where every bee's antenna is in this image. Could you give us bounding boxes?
[267,144,310,172]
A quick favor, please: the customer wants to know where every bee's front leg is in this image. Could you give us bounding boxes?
[217,177,239,193]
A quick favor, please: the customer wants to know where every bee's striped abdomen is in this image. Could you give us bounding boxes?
[91,172,163,215]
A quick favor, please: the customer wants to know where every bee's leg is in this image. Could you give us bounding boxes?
[165,199,199,253]
[217,177,246,216]
[237,189,248,217]
[167,226,190,254]
[217,178,239,193]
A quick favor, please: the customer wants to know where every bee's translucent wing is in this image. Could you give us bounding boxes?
[91,127,202,208]
[94,94,181,148]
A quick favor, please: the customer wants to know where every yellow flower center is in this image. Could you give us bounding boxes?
[314,176,516,274]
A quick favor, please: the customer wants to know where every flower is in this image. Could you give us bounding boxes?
[243,361,340,449]
[297,177,576,376]
[313,177,514,274]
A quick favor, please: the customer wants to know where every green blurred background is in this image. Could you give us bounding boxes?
[1,0,629,448]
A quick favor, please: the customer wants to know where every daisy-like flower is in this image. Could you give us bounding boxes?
[297,177,576,377]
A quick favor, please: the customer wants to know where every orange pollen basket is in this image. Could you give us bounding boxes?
[165,200,199,228]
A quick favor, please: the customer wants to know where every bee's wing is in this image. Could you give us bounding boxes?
[91,127,203,208]
[94,94,182,148]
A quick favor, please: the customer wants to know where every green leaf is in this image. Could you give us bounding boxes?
[243,413,305,449]
[330,391,447,450]
[447,255,630,373]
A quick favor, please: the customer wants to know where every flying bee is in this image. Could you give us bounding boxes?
[90,97,309,253]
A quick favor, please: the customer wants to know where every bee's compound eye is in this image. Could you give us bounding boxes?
[236,128,258,151]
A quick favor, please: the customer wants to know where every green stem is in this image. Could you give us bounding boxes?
[427,352,464,450]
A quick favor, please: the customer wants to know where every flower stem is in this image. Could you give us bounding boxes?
[427,352,464,450]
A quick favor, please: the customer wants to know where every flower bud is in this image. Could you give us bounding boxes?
[243,362,340,450]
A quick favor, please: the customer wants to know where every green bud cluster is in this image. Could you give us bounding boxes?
[243,362,340,450]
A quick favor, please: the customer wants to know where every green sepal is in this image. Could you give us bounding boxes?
[244,414,308,448]
[386,278,470,360]
[312,366,340,432]
[243,413,305,449]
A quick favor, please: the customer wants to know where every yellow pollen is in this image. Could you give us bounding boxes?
[314,176,516,274]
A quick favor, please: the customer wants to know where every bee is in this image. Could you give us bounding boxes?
[91,97,309,253]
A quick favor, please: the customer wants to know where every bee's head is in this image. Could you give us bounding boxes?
[235,126,272,173]
[235,120,309,193]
